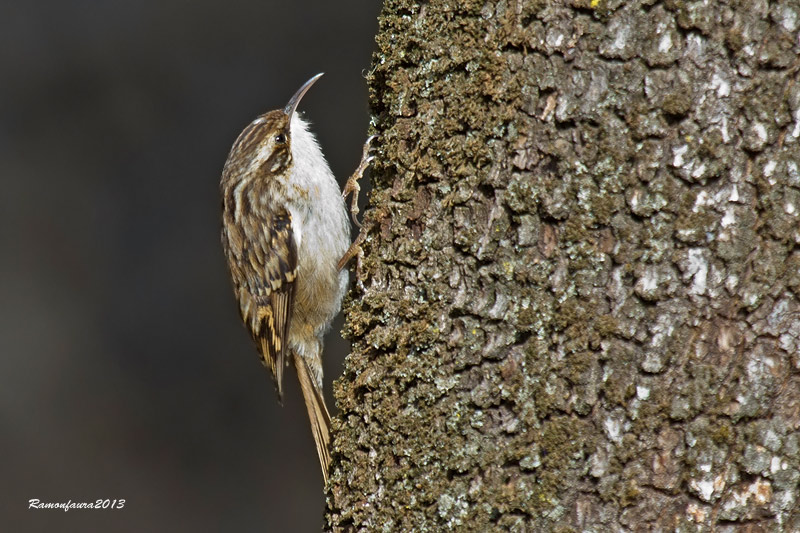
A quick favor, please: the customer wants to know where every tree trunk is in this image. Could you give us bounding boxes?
[326,1,800,530]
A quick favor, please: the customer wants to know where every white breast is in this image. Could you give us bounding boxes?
[288,114,350,261]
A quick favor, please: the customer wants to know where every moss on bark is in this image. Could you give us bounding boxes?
[327,1,800,530]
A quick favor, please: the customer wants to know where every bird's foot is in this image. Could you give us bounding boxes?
[341,134,378,229]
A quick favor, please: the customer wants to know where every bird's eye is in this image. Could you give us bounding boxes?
[275,133,287,144]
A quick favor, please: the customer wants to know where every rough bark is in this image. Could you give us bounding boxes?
[326,1,800,531]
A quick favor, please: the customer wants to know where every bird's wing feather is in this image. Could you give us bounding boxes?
[224,206,297,399]
[252,210,296,399]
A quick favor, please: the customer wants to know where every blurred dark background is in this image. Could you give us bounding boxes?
[0,1,380,530]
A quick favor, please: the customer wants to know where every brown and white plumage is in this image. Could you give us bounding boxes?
[220,74,349,484]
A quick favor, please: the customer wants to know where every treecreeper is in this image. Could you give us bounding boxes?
[219,73,372,484]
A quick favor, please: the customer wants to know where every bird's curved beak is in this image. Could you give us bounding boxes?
[284,73,324,119]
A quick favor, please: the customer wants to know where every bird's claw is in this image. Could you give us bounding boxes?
[342,135,378,229]
[339,135,378,277]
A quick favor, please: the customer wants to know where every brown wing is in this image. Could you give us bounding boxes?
[222,206,297,399]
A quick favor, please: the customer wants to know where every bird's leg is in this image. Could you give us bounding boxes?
[337,229,366,278]
[342,134,377,228]
[339,135,377,279]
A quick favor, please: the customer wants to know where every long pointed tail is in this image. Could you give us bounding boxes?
[293,353,332,484]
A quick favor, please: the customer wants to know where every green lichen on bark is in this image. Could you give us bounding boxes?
[326,0,800,531]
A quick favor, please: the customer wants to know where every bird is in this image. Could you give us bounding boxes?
[219,73,370,484]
